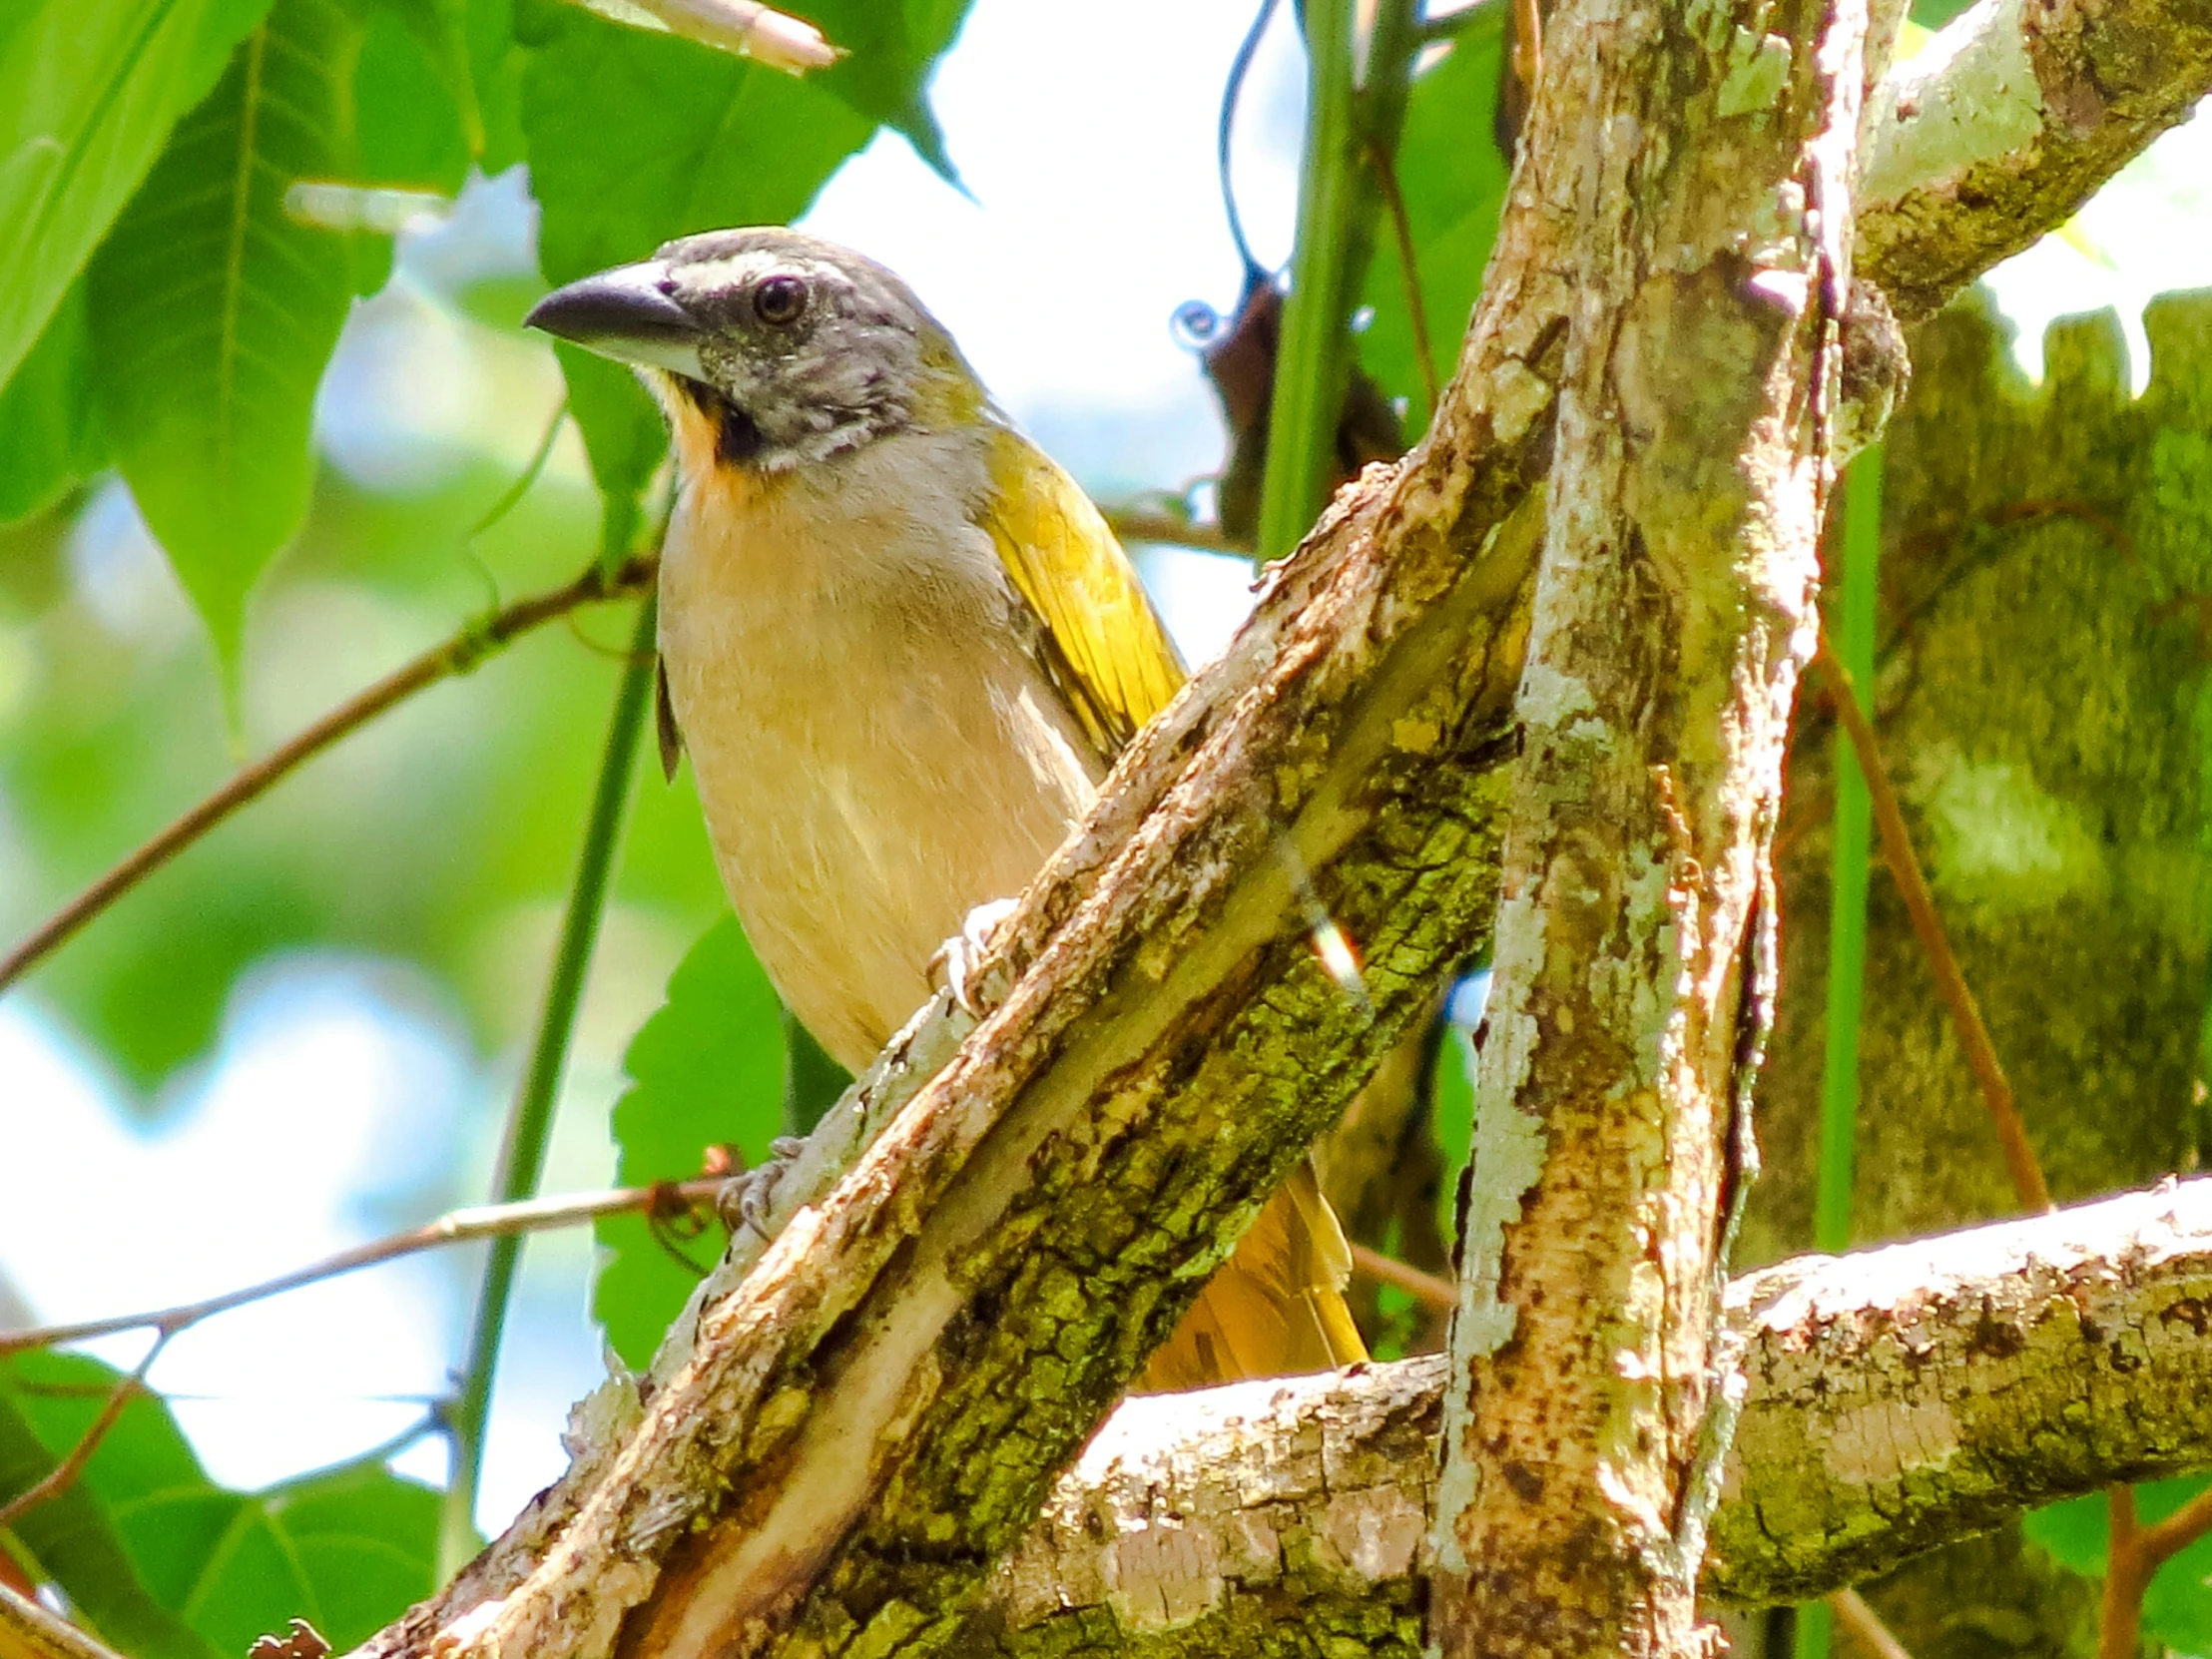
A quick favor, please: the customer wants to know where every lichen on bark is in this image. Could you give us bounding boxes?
[1747,290,2212,1659]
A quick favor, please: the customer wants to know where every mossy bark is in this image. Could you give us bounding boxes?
[1745,288,2212,1659]
[978,1182,2212,1655]
[349,22,2212,1659]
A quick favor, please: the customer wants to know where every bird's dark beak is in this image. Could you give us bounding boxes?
[525,261,708,380]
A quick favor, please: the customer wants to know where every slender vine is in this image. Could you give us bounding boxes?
[1254,0,1362,561]
[1254,0,1426,563]
[1799,444,1886,1659]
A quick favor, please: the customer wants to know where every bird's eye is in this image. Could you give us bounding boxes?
[755,275,807,326]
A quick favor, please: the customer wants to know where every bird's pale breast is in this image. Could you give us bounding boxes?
[657,424,1105,1073]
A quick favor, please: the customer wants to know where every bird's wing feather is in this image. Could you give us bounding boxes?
[977,423,1187,757]
[976,422,1370,1389]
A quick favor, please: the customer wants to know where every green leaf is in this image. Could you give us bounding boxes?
[595,915,787,1369]
[0,0,273,391]
[1357,13,1511,434]
[355,5,471,198]
[179,1462,441,1657]
[0,1353,222,1659]
[2145,1523,2212,1656]
[366,0,481,168]
[782,1005,851,1138]
[87,0,363,673]
[463,0,527,173]
[1,1352,439,1656]
[1910,0,1978,27]
[2023,1488,2109,1575]
[0,280,106,525]
[806,0,973,187]
[346,0,473,299]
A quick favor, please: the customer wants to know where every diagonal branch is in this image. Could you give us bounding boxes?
[1858,0,2212,322]
[345,5,2212,1655]
[0,1180,728,1361]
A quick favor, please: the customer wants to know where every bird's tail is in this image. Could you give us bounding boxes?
[1137,1157,1368,1391]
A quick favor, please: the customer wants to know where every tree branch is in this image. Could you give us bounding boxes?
[977,1179,2212,1656]
[0,1179,725,1359]
[1857,0,2212,321]
[343,10,2212,1656]
[0,1581,128,1659]
[1423,0,1873,1632]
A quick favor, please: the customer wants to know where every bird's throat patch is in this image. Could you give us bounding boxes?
[677,377,766,465]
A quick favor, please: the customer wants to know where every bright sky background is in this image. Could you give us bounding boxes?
[3,0,2210,1539]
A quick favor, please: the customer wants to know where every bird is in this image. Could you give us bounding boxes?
[527,227,1365,1391]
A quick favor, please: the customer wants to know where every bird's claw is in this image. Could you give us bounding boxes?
[718,1135,808,1241]
[929,897,1018,1016]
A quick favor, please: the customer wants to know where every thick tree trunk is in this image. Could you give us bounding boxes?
[345,4,2212,1655]
[1421,0,1876,1638]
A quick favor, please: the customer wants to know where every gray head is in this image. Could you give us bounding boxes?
[525,228,985,472]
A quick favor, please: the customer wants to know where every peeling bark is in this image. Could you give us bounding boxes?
[1421,0,1868,1640]
[978,1180,2212,1657]
[346,13,2212,1659]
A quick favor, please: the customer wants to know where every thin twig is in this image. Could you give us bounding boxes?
[1511,0,1543,110]
[468,401,569,539]
[1831,1588,1918,1659]
[0,554,658,994]
[0,1334,169,1530]
[1365,137,1441,414]
[0,1579,129,1659]
[2134,1479,2212,1562]
[1351,1242,1456,1310]
[2097,1478,2212,1659]
[1102,509,1250,555]
[0,1178,723,1359]
[2100,1485,2147,1659]
[571,0,840,71]
[1815,640,2053,1213]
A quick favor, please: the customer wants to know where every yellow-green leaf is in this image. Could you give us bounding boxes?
[87,0,361,673]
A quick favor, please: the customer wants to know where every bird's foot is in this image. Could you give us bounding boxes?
[929,897,1018,1016]
[717,1135,809,1241]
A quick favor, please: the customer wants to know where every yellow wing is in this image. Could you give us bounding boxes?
[1136,1161,1368,1393]
[976,421,1369,1387]
[978,422,1188,756]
